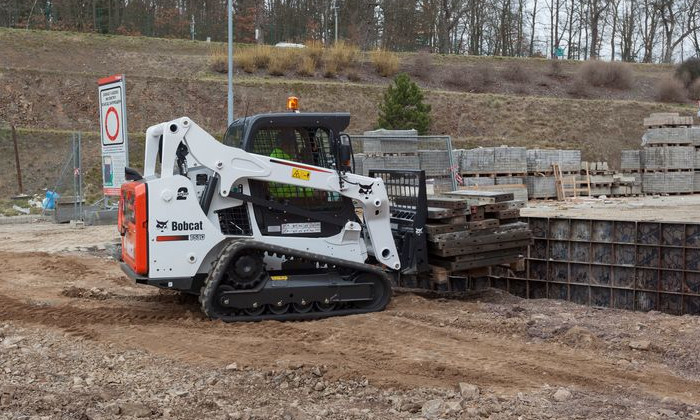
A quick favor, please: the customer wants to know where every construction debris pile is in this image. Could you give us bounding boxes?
[420,190,531,291]
[621,113,700,195]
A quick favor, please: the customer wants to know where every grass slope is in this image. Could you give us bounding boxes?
[0,28,696,197]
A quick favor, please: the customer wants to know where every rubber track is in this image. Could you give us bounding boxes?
[199,239,392,322]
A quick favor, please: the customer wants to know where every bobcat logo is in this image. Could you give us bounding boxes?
[358,182,374,195]
[156,220,168,231]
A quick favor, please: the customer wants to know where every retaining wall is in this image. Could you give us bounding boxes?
[498,216,700,315]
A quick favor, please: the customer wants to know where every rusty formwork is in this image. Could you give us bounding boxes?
[494,216,700,315]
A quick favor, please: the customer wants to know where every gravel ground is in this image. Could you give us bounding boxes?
[0,222,699,419]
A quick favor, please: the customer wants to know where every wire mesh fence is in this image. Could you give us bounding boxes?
[0,122,86,220]
[48,132,84,222]
[350,134,458,193]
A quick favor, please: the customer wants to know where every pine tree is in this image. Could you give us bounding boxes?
[377,73,432,135]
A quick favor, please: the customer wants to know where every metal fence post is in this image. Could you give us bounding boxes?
[11,125,23,195]
[445,136,458,191]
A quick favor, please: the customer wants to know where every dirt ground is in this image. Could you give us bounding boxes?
[0,221,698,419]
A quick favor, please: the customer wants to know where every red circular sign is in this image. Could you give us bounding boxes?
[104,106,120,141]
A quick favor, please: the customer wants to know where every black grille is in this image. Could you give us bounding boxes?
[368,169,427,227]
[216,205,252,236]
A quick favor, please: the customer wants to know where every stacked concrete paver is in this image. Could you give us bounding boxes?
[620,113,697,194]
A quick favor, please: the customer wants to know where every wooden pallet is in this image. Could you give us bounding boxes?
[554,162,590,200]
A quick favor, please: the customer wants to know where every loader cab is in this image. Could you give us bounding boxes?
[223,113,357,238]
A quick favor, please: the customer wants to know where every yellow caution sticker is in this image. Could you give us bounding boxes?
[270,275,288,281]
[291,168,311,181]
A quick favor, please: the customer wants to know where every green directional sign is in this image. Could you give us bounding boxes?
[555,47,565,58]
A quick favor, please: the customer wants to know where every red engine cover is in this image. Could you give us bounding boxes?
[119,181,148,275]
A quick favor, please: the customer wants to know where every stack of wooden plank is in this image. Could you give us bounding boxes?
[424,190,532,290]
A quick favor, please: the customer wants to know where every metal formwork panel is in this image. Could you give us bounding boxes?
[504,216,700,316]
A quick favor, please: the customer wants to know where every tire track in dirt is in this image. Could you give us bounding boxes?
[0,293,193,328]
[92,305,700,405]
[1,249,698,404]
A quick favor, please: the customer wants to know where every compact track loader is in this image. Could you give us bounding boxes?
[118,108,428,321]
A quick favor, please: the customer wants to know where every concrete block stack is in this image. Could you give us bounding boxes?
[580,161,614,196]
[624,113,698,194]
[360,129,419,155]
[524,149,581,199]
[456,147,528,199]
[455,147,584,200]
[525,175,557,199]
[461,148,497,174]
[460,147,527,174]
[352,130,456,194]
[493,147,528,173]
[620,150,641,172]
[611,174,643,196]
[526,149,580,172]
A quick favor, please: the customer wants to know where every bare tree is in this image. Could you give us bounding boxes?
[547,0,568,58]
[588,0,611,58]
[609,0,621,59]
[639,0,660,62]
[657,0,700,63]
[529,0,539,55]
[619,0,638,61]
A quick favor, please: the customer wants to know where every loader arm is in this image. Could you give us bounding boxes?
[143,117,400,271]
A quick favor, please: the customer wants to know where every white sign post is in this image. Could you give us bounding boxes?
[98,74,129,196]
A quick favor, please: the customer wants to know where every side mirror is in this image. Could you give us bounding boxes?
[337,133,353,172]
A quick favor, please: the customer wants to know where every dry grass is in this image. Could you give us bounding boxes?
[444,64,493,93]
[579,60,634,89]
[547,60,564,78]
[297,55,315,77]
[676,57,700,86]
[268,49,298,76]
[323,58,338,78]
[252,45,273,69]
[371,49,400,77]
[232,45,276,73]
[410,51,433,80]
[689,79,700,100]
[567,76,591,98]
[304,40,325,68]
[208,45,228,73]
[347,69,361,82]
[327,41,359,70]
[502,62,530,83]
[656,78,687,103]
[444,66,470,89]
